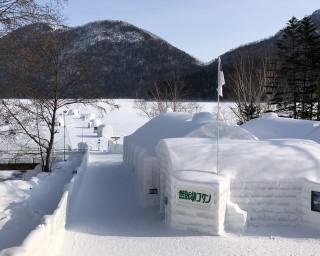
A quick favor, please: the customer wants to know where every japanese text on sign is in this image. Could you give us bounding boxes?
[178,189,211,204]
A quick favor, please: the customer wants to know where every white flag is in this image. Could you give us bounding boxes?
[217,57,225,97]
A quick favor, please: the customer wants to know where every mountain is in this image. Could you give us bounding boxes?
[0,20,203,98]
[191,9,320,99]
[1,9,320,99]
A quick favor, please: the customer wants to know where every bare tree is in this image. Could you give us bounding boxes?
[229,52,268,124]
[134,78,202,119]
[0,0,66,35]
[0,30,117,172]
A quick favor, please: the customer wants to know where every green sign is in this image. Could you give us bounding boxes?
[177,189,212,205]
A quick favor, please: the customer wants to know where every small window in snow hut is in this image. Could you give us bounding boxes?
[311,191,320,212]
[149,188,158,194]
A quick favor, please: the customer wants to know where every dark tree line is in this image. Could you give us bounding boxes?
[267,16,320,120]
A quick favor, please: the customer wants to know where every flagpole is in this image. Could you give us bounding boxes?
[216,57,221,176]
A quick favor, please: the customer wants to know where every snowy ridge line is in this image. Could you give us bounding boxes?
[1,151,89,256]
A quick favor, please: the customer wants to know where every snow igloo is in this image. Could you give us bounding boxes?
[68,109,80,116]
[92,119,103,133]
[55,116,64,127]
[97,124,114,138]
[123,112,257,207]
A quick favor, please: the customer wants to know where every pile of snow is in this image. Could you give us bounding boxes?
[0,171,22,181]
[2,152,88,256]
[0,153,84,251]
[242,114,320,143]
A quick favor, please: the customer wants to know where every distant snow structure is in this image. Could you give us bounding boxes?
[68,109,80,118]
[88,113,96,121]
[55,116,64,127]
[81,113,89,120]
[78,142,88,152]
[123,112,256,207]
[97,124,113,138]
[86,113,97,128]
[92,119,102,133]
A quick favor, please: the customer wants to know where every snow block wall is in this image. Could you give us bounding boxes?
[108,141,123,154]
[230,179,320,228]
[123,137,160,207]
[230,180,303,226]
[135,155,159,207]
[3,151,89,256]
[164,171,229,235]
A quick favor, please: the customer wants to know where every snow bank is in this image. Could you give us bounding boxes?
[124,112,255,207]
[242,114,320,143]
[2,151,89,256]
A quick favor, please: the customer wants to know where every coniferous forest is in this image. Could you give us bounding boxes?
[267,16,320,120]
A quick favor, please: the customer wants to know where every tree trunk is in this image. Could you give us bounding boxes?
[43,103,57,172]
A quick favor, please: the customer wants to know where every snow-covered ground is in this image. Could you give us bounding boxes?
[55,153,320,256]
[1,100,320,256]
[0,171,23,181]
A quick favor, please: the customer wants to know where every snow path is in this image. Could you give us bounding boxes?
[56,153,320,256]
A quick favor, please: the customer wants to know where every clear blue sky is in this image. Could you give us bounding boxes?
[62,0,320,62]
